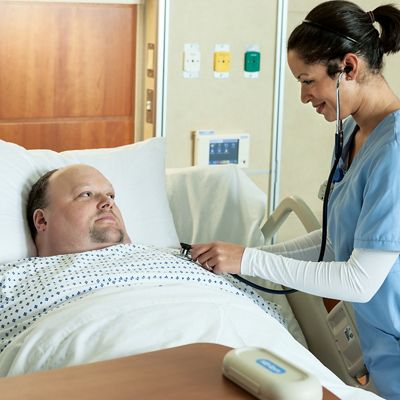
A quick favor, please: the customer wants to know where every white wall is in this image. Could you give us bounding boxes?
[163,0,279,195]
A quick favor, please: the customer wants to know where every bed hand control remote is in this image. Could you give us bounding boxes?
[222,347,323,400]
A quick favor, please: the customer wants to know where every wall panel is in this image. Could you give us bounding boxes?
[163,0,278,197]
[0,2,137,150]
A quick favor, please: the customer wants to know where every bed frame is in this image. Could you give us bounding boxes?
[263,196,377,394]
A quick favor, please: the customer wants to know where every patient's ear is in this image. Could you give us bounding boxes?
[33,209,47,233]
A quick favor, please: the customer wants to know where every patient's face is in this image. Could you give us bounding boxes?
[35,164,131,256]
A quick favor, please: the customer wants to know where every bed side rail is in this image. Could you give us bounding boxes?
[262,196,378,394]
[261,195,320,242]
[286,293,377,392]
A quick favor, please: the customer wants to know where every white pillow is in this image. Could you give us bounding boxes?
[0,138,180,264]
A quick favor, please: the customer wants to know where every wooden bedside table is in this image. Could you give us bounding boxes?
[0,343,339,399]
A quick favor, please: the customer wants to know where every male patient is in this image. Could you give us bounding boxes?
[27,164,131,257]
[0,164,285,365]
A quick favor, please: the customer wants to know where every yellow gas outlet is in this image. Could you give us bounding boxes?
[214,51,231,72]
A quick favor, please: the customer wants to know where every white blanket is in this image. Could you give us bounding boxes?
[0,244,383,399]
[0,244,286,353]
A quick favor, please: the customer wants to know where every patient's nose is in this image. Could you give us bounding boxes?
[98,194,114,209]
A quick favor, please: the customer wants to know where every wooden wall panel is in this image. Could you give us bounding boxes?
[0,2,137,150]
[0,119,133,151]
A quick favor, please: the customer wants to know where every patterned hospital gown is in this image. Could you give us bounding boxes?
[0,243,287,353]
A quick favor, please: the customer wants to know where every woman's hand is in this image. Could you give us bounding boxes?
[190,241,245,274]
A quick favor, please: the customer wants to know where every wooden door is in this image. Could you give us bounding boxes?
[0,2,137,151]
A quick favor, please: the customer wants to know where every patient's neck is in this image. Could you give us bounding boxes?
[35,235,132,257]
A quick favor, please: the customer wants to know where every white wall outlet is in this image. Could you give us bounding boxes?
[183,43,200,78]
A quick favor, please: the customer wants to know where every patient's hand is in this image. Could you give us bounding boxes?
[190,242,244,274]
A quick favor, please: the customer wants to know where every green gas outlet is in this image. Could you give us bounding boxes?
[244,51,260,72]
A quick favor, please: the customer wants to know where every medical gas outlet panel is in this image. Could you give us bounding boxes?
[193,130,250,168]
[183,43,261,79]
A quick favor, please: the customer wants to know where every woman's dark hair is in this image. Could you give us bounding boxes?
[287,1,400,74]
[26,169,58,239]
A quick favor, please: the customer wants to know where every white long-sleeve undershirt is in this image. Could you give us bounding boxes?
[242,230,398,302]
[256,229,335,262]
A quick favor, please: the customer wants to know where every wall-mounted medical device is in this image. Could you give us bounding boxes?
[193,130,250,168]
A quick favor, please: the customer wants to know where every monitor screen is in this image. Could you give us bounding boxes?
[209,139,239,165]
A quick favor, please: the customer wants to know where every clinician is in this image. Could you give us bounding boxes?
[190,1,400,399]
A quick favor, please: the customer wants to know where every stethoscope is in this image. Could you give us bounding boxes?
[179,67,350,295]
[318,66,351,262]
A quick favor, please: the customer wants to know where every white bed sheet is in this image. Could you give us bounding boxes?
[0,244,383,399]
[0,286,381,400]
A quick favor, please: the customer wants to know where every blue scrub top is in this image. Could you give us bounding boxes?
[328,110,400,399]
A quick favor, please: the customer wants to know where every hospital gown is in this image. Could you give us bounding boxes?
[0,243,286,354]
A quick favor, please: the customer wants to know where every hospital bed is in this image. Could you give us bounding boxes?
[0,137,382,399]
[166,163,376,393]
